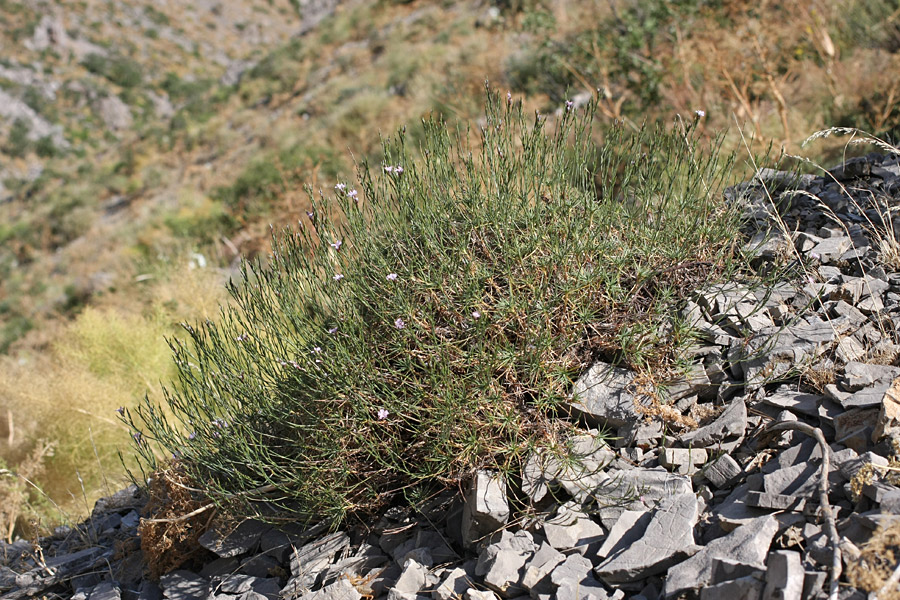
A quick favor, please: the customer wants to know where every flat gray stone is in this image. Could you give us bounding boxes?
[304,578,362,600]
[702,454,742,488]
[462,471,510,549]
[199,519,272,558]
[433,568,471,600]
[660,448,708,475]
[763,550,803,600]
[761,389,821,417]
[663,515,778,598]
[844,362,900,391]
[160,571,209,600]
[763,462,818,497]
[285,531,351,594]
[679,399,746,447]
[842,382,892,409]
[476,531,536,597]
[745,491,807,512]
[699,574,765,600]
[593,467,692,511]
[521,543,565,593]
[873,378,900,442]
[552,555,609,600]
[595,510,652,561]
[710,558,766,584]
[541,504,605,555]
[565,362,642,428]
[740,321,835,388]
[595,492,700,584]
[388,559,430,600]
[73,582,121,600]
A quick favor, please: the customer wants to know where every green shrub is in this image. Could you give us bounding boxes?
[82,53,143,88]
[4,118,31,158]
[127,92,742,526]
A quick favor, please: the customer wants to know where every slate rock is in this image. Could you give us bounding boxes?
[160,571,209,600]
[199,520,272,558]
[595,492,700,584]
[462,471,510,549]
[520,543,565,593]
[388,559,429,600]
[72,581,121,600]
[565,362,642,428]
[710,558,766,584]
[660,448,708,475]
[873,377,900,443]
[541,504,604,555]
[552,554,609,600]
[304,578,362,600]
[595,510,652,561]
[476,531,536,597]
[701,454,742,488]
[663,515,778,598]
[699,574,765,600]
[679,398,747,447]
[433,567,472,600]
[763,550,803,600]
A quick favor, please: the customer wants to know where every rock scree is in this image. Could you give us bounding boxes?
[4,152,900,599]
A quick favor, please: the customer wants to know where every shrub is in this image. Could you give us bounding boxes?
[3,118,31,158]
[127,92,742,526]
[82,53,143,89]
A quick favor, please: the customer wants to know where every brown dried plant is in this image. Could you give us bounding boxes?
[138,467,214,579]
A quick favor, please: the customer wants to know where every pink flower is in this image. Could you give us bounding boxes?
[331,240,342,250]
[377,408,389,420]
[394,318,405,329]
[333,273,344,281]
[386,273,398,281]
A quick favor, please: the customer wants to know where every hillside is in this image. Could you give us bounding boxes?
[1,0,900,536]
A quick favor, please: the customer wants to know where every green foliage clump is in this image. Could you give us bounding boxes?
[82,53,143,89]
[127,92,741,526]
[3,118,31,158]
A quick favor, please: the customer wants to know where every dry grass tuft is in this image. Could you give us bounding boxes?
[139,467,214,579]
[846,519,900,599]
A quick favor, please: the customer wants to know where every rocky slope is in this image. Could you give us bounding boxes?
[3,152,900,599]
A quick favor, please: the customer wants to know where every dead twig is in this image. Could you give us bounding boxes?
[761,421,841,600]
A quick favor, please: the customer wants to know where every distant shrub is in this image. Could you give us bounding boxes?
[3,118,31,158]
[82,53,143,89]
[128,91,742,526]
[34,136,59,158]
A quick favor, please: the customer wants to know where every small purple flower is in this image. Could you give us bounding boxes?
[116,407,125,416]
[394,318,405,330]
[472,310,481,319]
[565,100,574,111]
[188,432,196,440]
[377,408,389,420]
[395,166,404,174]
[327,327,338,334]
[236,333,248,342]
[335,182,346,191]
[133,432,143,443]
[506,91,512,105]
[313,346,322,353]
[347,189,358,199]
[333,273,344,281]
[386,273,398,281]
[809,252,821,261]
[330,240,342,250]
[384,165,394,173]
[695,109,705,118]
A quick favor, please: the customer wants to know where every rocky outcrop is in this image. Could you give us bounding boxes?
[4,152,900,599]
